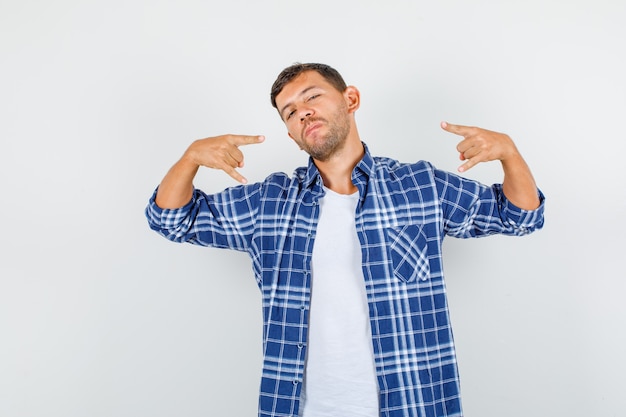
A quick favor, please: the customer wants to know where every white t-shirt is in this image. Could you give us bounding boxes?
[300,187,379,417]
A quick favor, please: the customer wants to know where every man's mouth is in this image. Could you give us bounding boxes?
[303,121,323,138]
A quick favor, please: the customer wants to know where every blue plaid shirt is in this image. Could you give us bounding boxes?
[146,144,545,417]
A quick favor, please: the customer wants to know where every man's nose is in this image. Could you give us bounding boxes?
[299,109,313,122]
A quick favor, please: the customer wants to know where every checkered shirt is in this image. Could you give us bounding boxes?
[145,144,545,417]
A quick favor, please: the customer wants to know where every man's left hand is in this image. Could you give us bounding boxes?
[441,121,519,173]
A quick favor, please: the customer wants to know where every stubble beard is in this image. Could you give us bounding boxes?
[301,108,351,162]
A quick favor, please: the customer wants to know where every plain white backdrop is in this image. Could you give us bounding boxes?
[1,0,624,416]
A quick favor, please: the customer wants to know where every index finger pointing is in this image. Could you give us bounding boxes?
[440,121,473,136]
[228,134,266,146]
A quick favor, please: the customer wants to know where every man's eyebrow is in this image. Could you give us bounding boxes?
[279,86,319,118]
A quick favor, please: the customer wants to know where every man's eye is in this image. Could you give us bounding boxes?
[287,110,295,120]
[308,94,319,101]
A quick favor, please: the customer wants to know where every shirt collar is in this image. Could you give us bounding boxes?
[352,142,375,182]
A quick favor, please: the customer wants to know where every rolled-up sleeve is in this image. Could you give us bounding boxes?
[145,183,262,251]
[436,168,545,238]
[496,183,545,233]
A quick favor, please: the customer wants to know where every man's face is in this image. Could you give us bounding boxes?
[274,71,352,162]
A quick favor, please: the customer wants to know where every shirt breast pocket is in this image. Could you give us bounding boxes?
[386,224,430,283]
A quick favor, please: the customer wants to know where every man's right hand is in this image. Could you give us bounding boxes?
[185,134,265,184]
[155,134,265,209]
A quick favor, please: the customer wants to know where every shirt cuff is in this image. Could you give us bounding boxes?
[498,186,546,230]
[145,187,196,230]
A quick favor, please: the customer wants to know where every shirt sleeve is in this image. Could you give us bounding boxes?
[145,182,263,251]
[434,168,545,238]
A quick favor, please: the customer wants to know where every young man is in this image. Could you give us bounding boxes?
[146,63,544,417]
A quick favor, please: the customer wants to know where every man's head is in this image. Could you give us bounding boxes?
[270,63,360,162]
[270,63,347,109]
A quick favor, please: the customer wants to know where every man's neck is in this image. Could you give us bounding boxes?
[314,136,364,195]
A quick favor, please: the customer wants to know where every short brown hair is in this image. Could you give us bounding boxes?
[270,63,347,109]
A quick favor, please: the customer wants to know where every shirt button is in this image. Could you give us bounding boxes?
[293,380,299,385]
[298,343,304,349]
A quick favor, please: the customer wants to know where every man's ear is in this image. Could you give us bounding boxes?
[344,86,361,113]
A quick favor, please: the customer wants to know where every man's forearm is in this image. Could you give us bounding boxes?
[155,154,199,209]
[501,154,540,210]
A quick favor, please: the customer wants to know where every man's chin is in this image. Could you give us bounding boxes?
[307,142,345,162]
